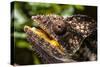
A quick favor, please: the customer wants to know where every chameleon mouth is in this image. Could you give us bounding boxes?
[24,25,65,54]
[32,26,60,47]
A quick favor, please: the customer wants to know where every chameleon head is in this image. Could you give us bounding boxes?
[24,14,96,62]
[24,25,71,62]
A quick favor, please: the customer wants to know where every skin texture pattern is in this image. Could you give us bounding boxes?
[24,14,97,63]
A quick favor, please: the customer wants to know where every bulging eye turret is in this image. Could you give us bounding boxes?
[52,20,66,35]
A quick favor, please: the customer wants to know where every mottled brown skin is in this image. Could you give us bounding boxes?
[24,26,74,63]
[24,14,97,63]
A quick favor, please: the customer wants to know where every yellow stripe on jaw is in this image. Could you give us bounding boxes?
[24,25,65,55]
[31,27,60,47]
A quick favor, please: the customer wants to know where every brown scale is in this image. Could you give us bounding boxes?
[65,15,97,61]
[64,14,96,38]
[24,14,97,63]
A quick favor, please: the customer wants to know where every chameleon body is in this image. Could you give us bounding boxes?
[24,14,97,63]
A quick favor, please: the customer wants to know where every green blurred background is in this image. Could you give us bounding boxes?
[11,1,97,65]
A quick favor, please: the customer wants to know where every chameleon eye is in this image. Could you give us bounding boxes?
[52,20,66,35]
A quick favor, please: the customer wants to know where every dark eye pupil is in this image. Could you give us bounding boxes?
[58,25,61,28]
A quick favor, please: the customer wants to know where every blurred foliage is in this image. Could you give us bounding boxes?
[11,1,97,65]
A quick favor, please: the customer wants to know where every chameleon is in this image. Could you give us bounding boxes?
[24,14,97,63]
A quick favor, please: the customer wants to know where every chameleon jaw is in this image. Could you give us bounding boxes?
[24,25,65,56]
[24,25,60,47]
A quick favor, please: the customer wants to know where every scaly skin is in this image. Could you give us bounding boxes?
[24,14,97,63]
